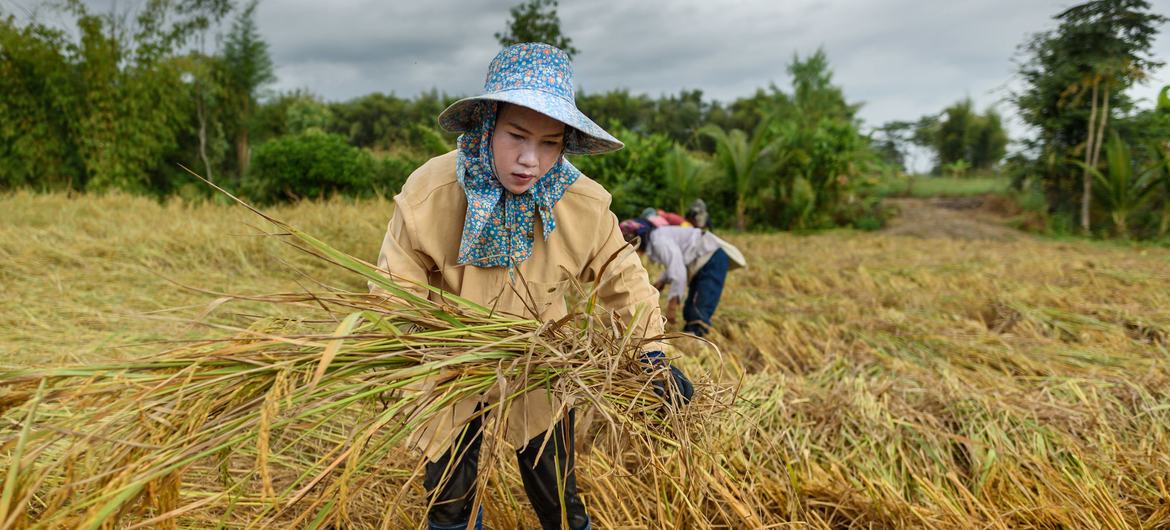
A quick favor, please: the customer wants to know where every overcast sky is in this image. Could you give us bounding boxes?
[258,1,1170,133]
[9,0,1170,149]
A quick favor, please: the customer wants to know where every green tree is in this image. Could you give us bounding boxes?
[285,94,334,135]
[650,89,709,148]
[661,144,709,214]
[701,120,778,230]
[935,99,974,168]
[968,108,1009,170]
[2,1,233,193]
[1013,0,1166,233]
[220,0,274,178]
[767,50,869,228]
[494,0,579,58]
[1146,141,1170,236]
[569,124,674,219]
[324,89,456,151]
[576,89,655,136]
[177,42,228,183]
[872,120,915,172]
[1073,131,1158,237]
[0,17,81,190]
[930,99,1009,172]
[788,49,859,126]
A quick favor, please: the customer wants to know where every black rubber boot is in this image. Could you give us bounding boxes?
[515,409,590,530]
[423,414,484,529]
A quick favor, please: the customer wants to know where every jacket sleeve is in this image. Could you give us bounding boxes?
[650,235,688,301]
[369,200,433,301]
[582,209,667,353]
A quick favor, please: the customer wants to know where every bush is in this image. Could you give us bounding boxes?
[244,131,374,203]
[568,123,675,219]
[370,151,426,198]
[832,195,888,231]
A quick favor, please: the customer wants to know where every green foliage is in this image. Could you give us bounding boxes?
[1012,0,1166,214]
[756,50,874,230]
[244,132,375,203]
[285,94,334,134]
[569,124,675,220]
[576,89,656,135]
[0,2,234,193]
[787,49,860,125]
[935,99,973,168]
[577,89,714,149]
[407,124,455,158]
[575,62,878,233]
[323,90,455,151]
[178,52,230,183]
[220,0,274,177]
[371,152,426,198]
[968,108,1009,170]
[661,145,709,215]
[943,159,972,178]
[1073,131,1158,237]
[928,99,1009,173]
[494,0,578,58]
[788,176,817,229]
[0,17,82,190]
[1146,142,1170,237]
[701,121,779,230]
[870,121,915,172]
[104,0,233,62]
[872,175,1012,199]
[3,6,883,234]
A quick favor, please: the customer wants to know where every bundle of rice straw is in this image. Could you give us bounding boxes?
[0,199,726,529]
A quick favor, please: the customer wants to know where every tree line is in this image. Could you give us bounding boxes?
[3,0,1168,238]
[1011,0,1170,238]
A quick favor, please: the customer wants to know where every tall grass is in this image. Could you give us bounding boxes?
[3,192,1170,528]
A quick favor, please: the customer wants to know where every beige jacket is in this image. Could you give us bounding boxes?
[373,151,665,460]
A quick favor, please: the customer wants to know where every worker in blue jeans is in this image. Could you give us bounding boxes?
[620,219,745,337]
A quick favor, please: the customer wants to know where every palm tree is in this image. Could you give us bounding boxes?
[1074,132,1157,238]
[700,119,777,230]
[661,144,708,215]
[1147,140,1170,237]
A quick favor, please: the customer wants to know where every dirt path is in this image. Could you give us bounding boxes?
[882,196,1029,242]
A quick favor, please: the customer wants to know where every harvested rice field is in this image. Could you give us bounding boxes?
[2,191,1170,529]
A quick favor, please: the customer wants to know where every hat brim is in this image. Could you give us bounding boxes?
[438,89,623,155]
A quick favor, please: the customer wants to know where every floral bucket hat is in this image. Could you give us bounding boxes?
[438,43,623,155]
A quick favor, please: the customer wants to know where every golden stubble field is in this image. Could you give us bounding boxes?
[2,191,1170,528]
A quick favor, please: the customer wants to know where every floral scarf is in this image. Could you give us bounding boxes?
[455,102,581,268]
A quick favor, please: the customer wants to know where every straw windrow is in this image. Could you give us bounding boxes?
[4,192,1170,528]
[0,204,721,529]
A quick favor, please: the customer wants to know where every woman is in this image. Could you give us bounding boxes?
[620,219,746,337]
[372,43,689,530]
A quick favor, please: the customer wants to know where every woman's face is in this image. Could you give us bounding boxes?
[491,104,566,195]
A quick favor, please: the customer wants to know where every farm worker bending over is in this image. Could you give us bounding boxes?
[686,198,710,230]
[371,43,692,530]
[640,207,690,227]
[620,219,746,337]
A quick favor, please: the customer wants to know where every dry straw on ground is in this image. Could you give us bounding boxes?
[0,193,724,529]
[3,192,1170,528]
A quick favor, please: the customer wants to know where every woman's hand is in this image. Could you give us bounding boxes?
[639,351,694,406]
